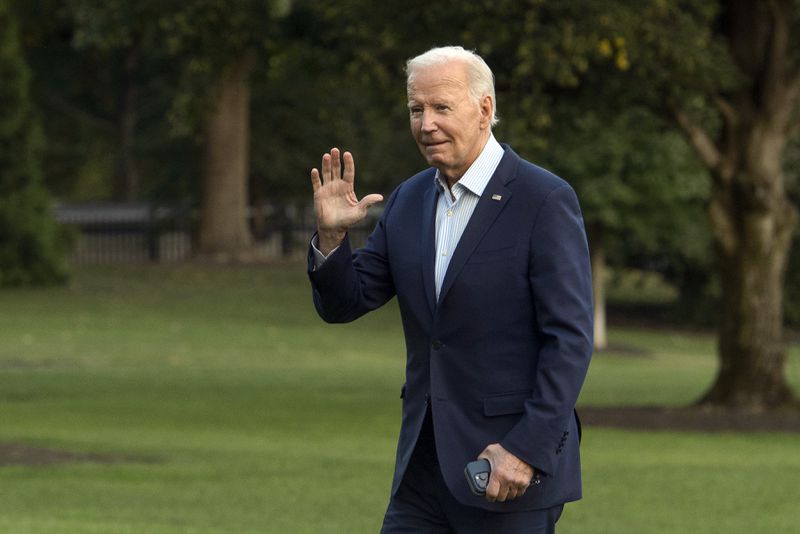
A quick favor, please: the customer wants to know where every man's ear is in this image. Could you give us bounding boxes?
[479,95,493,129]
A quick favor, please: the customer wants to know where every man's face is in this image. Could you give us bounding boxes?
[407,61,492,184]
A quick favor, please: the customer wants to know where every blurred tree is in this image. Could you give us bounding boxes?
[636,0,800,409]
[159,0,291,260]
[66,0,165,201]
[544,107,709,350]
[34,1,292,259]
[0,0,68,285]
[783,133,800,326]
[17,0,194,204]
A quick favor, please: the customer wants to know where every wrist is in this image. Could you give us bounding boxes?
[317,229,346,256]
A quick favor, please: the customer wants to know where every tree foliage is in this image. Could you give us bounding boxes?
[0,0,68,285]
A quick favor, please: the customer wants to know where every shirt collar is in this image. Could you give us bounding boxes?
[434,134,504,198]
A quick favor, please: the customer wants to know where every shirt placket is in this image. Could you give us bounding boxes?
[435,185,462,299]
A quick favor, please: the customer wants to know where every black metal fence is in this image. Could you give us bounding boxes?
[55,202,380,265]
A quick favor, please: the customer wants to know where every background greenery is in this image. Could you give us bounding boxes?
[1,264,797,533]
[0,0,69,285]
[2,0,799,529]
[6,0,800,324]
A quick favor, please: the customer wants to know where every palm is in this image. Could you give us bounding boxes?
[310,148,383,233]
[315,176,366,230]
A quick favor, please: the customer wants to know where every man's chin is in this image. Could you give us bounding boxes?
[421,153,448,168]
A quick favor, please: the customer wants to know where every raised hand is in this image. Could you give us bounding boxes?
[310,148,383,255]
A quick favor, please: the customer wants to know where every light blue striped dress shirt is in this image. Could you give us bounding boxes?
[433,134,504,300]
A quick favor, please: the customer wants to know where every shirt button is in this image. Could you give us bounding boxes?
[447,210,453,217]
[431,340,443,350]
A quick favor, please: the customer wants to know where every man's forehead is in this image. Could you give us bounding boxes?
[407,80,466,99]
[408,61,469,91]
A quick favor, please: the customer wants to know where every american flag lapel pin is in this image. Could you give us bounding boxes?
[491,194,502,201]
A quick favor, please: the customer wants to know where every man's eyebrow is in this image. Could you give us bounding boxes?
[407,97,452,107]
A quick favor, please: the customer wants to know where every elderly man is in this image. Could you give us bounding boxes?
[308,46,593,533]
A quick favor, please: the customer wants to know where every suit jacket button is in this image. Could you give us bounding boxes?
[431,340,443,350]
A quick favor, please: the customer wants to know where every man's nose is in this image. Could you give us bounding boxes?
[421,110,437,132]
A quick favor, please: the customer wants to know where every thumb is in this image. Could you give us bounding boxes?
[359,194,384,209]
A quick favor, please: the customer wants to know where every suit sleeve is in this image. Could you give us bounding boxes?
[500,184,593,476]
[307,186,401,323]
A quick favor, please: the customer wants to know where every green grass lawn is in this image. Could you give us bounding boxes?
[0,264,798,533]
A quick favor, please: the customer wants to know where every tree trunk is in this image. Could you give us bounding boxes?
[701,168,797,409]
[588,224,608,351]
[687,0,800,410]
[198,51,256,259]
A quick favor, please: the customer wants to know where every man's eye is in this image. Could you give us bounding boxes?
[435,105,449,112]
[410,108,422,114]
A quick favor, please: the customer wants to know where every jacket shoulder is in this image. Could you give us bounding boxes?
[513,158,574,199]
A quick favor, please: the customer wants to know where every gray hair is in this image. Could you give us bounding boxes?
[406,46,499,127]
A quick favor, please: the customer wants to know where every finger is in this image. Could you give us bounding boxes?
[342,151,355,183]
[510,482,528,500]
[505,487,519,501]
[485,475,500,502]
[321,153,332,183]
[496,484,510,503]
[359,194,384,209]
[310,168,322,192]
[331,148,341,180]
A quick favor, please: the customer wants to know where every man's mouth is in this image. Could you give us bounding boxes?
[423,140,447,149]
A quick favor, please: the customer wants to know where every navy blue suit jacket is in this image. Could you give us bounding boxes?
[308,145,593,512]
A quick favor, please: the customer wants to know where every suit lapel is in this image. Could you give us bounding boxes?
[437,148,519,305]
[421,178,438,314]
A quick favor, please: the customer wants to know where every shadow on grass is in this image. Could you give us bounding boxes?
[580,405,800,433]
[0,443,163,467]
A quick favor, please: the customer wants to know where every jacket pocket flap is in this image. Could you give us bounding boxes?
[483,391,531,416]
